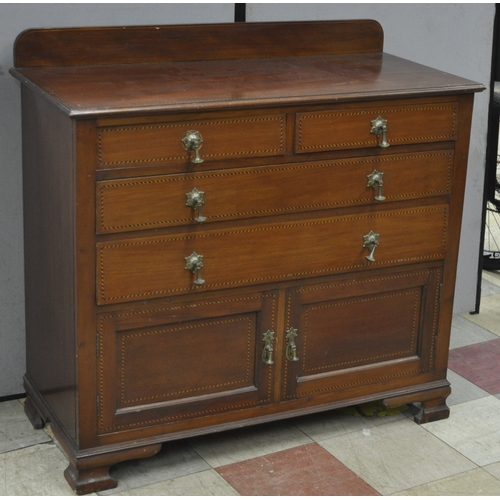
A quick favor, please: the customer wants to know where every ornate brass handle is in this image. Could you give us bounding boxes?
[363,230,380,262]
[370,116,390,148]
[185,251,205,285]
[367,170,386,201]
[285,327,299,362]
[181,130,204,164]
[262,330,275,365]
[186,187,207,222]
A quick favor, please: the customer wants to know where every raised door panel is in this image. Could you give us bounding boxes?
[282,268,442,402]
[97,291,278,435]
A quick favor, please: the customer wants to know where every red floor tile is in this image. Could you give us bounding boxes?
[216,442,380,496]
[449,338,500,394]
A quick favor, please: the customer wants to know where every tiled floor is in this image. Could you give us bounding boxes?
[2,271,500,496]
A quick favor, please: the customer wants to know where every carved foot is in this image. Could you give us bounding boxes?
[23,396,45,429]
[412,397,450,424]
[64,462,117,495]
[383,383,451,425]
[59,440,162,495]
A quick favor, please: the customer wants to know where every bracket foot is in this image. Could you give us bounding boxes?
[23,396,45,430]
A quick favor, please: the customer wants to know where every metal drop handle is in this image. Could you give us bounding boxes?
[285,327,299,362]
[186,187,207,222]
[363,230,380,262]
[261,330,275,365]
[367,170,386,201]
[185,251,205,285]
[370,116,390,148]
[181,130,204,164]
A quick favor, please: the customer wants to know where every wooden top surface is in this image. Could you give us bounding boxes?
[10,21,484,117]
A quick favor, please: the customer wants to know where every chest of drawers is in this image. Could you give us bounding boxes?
[11,20,483,494]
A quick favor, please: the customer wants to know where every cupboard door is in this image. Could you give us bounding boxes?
[97,291,278,435]
[282,269,442,402]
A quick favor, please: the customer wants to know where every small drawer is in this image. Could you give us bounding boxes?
[295,102,457,153]
[96,151,453,234]
[97,114,286,168]
[97,205,448,305]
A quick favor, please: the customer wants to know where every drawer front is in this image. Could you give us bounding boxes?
[97,291,278,434]
[282,268,442,401]
[97,151,453,234]
[97,205,448,305]
[296,102,457,153]
[97,114,286,168]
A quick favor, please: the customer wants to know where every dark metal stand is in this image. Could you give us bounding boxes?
[472,4,500,314]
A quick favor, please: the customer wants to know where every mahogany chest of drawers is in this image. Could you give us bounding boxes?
[10,20,483,494]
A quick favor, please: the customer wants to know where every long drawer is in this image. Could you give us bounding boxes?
[97,151,453,234]
[97,114,286,168]
[97,205,448,304]
[295,102,457,153]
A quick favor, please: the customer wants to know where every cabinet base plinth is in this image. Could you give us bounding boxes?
[48,420,163,495]
[61,442,163,495]
[64,463,118,496]
[413,399,450,424]
[383,383,451,424]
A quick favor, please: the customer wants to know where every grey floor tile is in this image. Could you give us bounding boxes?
[116,469,239,496]
[98,440,211,495]
[393,467,500,496]
[484,461,500,481]
[461,294,500,337]
[0,399,52,454]
[480,277,500,297]
[423,396,500,466]
[0,442,77,495]
[450,315,497,349]
[447,369,490,406]
[188,420,311,468]
[319,417,475,495]
[483,270,500,289]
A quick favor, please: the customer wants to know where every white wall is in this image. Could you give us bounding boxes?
[0,3,494,397]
